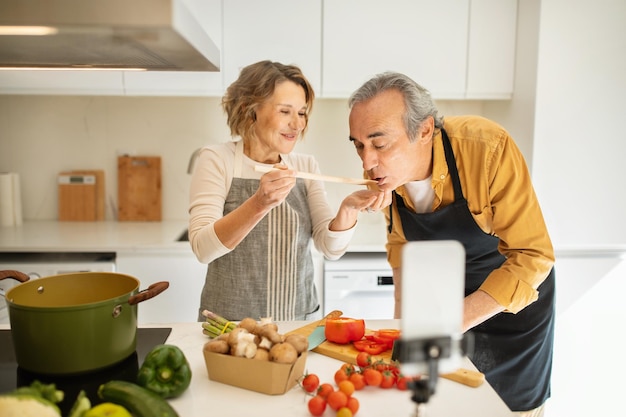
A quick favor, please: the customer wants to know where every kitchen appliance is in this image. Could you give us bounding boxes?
[0,0,220,71]
[323,252,394,319]
[0,327,172,415]
[0,252,117,324]
[1,271,168,374]
[58,170,105,221]
[118,155,162,221]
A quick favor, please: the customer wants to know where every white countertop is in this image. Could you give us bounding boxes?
[0,220,388,253]
[0,320,513,416]
[158,321,514,417]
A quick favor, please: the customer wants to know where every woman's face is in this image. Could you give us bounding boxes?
[247,80,308,163]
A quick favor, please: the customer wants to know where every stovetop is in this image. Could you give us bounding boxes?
[0,327,171,414]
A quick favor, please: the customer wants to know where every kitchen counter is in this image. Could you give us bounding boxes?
[0,219,388,253]
[0,320,514,417]
[160,320,513,417]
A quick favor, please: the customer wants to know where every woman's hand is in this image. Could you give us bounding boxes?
[253,166,297,211]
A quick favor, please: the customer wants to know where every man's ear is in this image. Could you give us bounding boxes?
[418,116,435,144]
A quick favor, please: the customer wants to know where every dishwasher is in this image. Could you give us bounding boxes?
[323,252,394,319]
[0,252,116,324]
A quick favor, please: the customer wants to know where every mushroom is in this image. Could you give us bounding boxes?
[269,342,298,364]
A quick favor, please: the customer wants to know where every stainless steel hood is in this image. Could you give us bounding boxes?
[0,0,220,71]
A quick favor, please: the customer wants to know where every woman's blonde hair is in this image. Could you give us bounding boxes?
[222,60,315,141]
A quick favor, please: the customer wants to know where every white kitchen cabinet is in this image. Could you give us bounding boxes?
[321,0,517,99]
[116,249,207,324]
[466,0,517,99]
[221,0,322,93]
[322,0,469,99]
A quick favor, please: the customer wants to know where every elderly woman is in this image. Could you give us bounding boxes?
[189,60,388,321]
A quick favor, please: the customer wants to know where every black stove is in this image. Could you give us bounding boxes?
[0,327,171,414]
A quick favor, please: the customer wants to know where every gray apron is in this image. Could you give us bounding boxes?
[393,129,555,411]
[198,141,318,321]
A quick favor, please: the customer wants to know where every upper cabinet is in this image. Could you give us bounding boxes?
[221,0,322,94]
[466,0,517,99]
[0,0,516,99]
[322,0,517,99]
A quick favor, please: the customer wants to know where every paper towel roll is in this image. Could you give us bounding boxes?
[0,172,23,226]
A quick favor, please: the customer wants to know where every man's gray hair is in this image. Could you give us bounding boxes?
[348,72,443,142]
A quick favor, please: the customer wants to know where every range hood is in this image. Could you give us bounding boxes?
[0,0,220,71]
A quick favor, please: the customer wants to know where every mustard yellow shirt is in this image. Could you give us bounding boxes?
[385,115,554,314]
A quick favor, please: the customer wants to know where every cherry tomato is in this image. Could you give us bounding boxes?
[334,368,350,385]
[317,383,334,399]
[327,390,349,411]
[348,372,366,391]
[379,370,396,389]
[347,396,360,415]
[396,375,416,391]
[324,317,366,344]
[356,351,371,368]
[302,373,320,393]
[307,395,327,416]
[338,380,355,397]
[336,407,353,417]
[363,368,383,387]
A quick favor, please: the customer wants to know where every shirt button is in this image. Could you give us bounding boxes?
[440,174,445,180]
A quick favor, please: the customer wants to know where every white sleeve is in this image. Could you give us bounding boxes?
[286,154,355,260]
[188,144,234,264]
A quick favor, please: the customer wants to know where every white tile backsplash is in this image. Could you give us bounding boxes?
[0,95,486,221]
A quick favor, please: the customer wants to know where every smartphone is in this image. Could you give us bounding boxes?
[396,240,465,375]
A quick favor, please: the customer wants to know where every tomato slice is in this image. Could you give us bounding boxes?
[365,329,401,349]
[363,342,388,355]
[377,329,401,340]
[353,339,388,355]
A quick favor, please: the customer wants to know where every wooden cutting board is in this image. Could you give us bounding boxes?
[287,317,485,388]
[117,156,162,221]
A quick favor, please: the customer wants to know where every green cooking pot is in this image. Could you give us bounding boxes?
[1,270,168,375]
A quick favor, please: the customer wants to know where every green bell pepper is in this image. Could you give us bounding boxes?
[137,344,192,399]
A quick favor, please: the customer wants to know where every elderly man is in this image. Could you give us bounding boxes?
[348,72,555,417]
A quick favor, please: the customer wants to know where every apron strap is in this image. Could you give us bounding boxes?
[234,140,244,178]
[441,128,464,202]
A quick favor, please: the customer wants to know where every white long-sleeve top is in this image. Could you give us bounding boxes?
[188,140,355,264]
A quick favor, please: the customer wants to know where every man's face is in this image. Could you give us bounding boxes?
[349,89,433,192]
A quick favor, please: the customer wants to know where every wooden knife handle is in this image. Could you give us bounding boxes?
[440,368,485,388]
[321,310,343,324]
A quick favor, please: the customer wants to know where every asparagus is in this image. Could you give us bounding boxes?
[201,310,237,338]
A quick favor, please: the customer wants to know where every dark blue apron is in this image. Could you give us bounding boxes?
[393,128,555,411]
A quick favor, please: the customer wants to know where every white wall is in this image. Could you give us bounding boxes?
[530,1,626,416]
[0,96,485,222]
[532,0,626,248]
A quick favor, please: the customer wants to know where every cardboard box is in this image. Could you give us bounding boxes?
[203,350,307,395]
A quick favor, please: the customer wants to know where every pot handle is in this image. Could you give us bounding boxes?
[128,281,169,305]
[0,270,30,283]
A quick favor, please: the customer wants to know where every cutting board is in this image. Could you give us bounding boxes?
[117,156,161,221]
[287,318,484,388]
[58,170,105,221]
